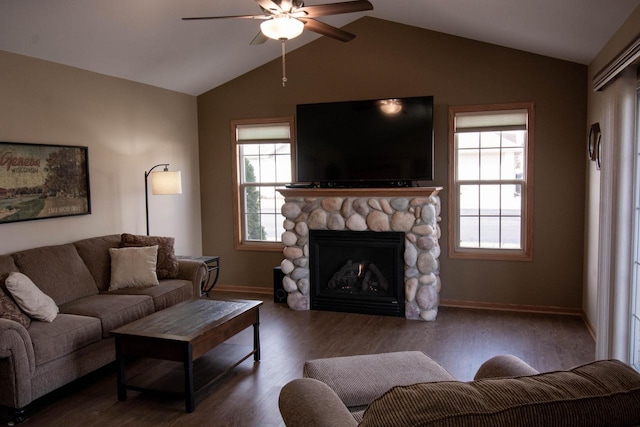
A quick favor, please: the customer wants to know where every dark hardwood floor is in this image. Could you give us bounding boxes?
[2,290,595,427]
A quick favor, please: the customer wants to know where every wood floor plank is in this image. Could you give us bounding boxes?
[1,291,595,426]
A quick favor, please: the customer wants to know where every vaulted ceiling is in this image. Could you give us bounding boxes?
[0,0,638,96]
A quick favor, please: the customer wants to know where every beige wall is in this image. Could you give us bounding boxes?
[0,50,202,255]
[584,6,640,328]
[198,17,588,309]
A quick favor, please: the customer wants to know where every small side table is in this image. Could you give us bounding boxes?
[177,255,220,296]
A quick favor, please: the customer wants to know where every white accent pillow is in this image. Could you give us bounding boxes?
[108,245,159,291]
[5,272,59,322]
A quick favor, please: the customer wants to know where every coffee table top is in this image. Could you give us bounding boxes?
[111,298,262,342]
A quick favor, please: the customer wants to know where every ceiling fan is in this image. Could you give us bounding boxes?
[183,1,373,86]
[183,0,374,45]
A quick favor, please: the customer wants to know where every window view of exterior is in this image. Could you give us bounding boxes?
[240,142,291,241]
[232,119,293,250]
[449,104,534,260]
[457,130,524,249]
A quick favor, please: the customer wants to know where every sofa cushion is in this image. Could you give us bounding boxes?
[59,294,154,337]
[0,254,19,284]
[5,272,58,322]
[304,351,455,409]
[107,279,194,311]
[0,286,31,328]
[360,359,640,427]
[28,314,102,366]
[12,243,99,305]
[74,234,121,292]
[108,246,159,290]
[121,233,179,279]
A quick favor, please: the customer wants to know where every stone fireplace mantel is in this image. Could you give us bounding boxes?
[277,187,443,321]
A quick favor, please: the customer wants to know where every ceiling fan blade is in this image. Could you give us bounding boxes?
[254,0,283,13]
[299,18,356,42]
[182,14,268,21]
[298,0,373,18]
[250,31,269,45]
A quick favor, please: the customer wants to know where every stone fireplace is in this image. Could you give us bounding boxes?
[277,187,442,321]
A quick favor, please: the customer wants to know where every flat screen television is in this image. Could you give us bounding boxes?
[295,96,434,187]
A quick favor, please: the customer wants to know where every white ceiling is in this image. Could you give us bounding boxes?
[0,0,638,96]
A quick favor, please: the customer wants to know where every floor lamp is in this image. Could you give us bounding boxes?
[145,164,182,236]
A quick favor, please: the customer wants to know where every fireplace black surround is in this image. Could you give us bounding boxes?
[309,230,405,317]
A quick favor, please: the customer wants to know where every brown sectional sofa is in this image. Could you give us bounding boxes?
[0,234,206,422]
[279,351,640,426]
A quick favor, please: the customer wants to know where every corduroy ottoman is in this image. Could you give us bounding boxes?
[303,351,454,421]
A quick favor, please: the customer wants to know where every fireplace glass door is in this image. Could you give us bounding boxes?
[309,230,405,316]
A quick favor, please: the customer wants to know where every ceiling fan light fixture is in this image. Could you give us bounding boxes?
[260,15,304,40]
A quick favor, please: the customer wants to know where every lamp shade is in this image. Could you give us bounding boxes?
[260,16,304,40]
[150,170,182,195]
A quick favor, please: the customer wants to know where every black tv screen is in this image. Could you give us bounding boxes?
[296,96,434,187]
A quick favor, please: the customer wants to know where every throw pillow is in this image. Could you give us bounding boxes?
[5,272,59,322]
[121,233,179,279]
[108,245,160,291]
[0,286,31,328]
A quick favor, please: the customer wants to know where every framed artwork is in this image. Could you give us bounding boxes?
[588,123,601,161]
[0,142,91,224]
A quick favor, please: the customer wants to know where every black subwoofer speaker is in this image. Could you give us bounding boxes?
[273,266,287,303]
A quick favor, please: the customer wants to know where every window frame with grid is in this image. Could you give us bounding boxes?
[231,117,295,251]
[448,103,534,261]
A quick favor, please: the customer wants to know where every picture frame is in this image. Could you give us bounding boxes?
[0,142,91,224]
[588,123,601,161]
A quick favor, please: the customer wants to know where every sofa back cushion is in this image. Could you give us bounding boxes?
[360,359,640,427]
[74,234,122,292]
[12,244,98,305]
[0,254,19,287]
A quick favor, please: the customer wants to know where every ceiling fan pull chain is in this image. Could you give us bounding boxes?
[281,41,287,87]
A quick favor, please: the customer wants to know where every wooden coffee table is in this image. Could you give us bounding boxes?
[111,298,262,412]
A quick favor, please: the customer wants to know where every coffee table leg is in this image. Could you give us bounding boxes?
[184,345,195,413]
[253,309,261,362]
[115,338,127,401]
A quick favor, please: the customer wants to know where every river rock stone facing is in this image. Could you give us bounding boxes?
[279,191,442,321]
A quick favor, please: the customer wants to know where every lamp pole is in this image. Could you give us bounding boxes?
[144,164,169,236]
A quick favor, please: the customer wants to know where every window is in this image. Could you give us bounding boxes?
[448,103,534,260]
[231,117,294,251]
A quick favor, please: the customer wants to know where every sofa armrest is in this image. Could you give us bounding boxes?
[279,378,358,427]
[177,259,207,297]
[0,318,35,408]
[474,354,539,380]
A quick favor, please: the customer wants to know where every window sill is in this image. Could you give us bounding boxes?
[235,241,285,252]
[449,248,532,262]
